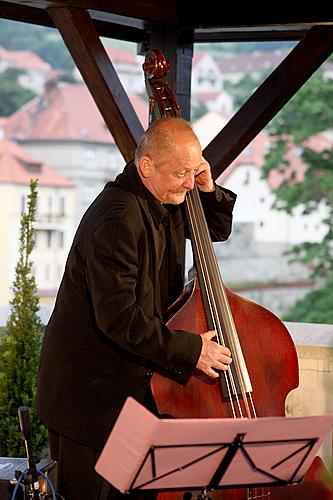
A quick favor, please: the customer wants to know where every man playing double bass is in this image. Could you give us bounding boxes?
[36,117,236,499]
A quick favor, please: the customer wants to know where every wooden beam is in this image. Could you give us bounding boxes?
[50,0,178,26]
[48,6,144,162]
[0,1,146,40]
[0,1,54,27]
[203,25,333,179]
[194,27,308,43]
[180,8,333,29]
[90,20,143,43]
[0,0,178,26]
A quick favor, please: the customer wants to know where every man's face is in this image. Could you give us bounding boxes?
[141,141,203,205]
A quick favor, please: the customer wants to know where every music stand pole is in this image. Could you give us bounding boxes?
[207,432,245,492]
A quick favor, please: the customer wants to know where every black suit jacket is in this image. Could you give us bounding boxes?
[36,162,236,449]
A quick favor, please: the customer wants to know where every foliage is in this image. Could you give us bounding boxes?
[191,100,209,121]
[0,68,36,116]
[0,180,48,457]
[0,19,74,69]
[266,73,333,143]
[283,275,333,323]
[57,71,78,84]
[224,73,263,110]
[262,72,333,323]
[37,35,75,70]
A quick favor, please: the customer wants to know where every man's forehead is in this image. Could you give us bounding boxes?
[173,160,203,171]
[154,154,202,172]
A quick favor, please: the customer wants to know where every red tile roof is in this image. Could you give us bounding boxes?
[0,139,73,186]
[0,44,51,71]
[4,82,148,143]
[195,91,221,101]
[217,49,291,74]
[192,52,206,67]
[104,46,139,64]
[218,131,270,181]
[218,130,333,190]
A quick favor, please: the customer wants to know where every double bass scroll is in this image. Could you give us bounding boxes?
[143,49,180,123]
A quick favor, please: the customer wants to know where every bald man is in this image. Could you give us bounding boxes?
[36,117,236,499]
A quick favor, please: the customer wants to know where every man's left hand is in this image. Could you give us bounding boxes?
[195,157,215,192]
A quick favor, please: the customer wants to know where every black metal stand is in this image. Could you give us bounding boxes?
[15,406,41,499]
[127,431,318,498]
[95,398,333,497]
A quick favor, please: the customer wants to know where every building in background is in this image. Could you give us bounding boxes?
[0,44,52,94]
[73,44,146,95]
[216,47,333,86]
[191,51,233,118]
[0,139,75,322]
[1,46,332,320]
[3,80,148,224]
[217,49,293,84]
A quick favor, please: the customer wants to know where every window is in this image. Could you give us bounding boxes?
[20,195,25,213]
[47,196,53,215]
[59,196,65,216]
[84,149,96,169]
[57,264,63,279]
[45,265,51,281]
[47,231,52,248]
[81,185,95,206]
[59,231,64,248]
[243,171,250,185]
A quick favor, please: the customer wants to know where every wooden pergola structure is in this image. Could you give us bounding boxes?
[1,2,333,180]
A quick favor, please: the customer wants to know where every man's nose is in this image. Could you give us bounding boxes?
[182,172,195,190]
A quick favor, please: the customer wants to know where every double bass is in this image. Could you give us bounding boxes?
[142,49,333,500]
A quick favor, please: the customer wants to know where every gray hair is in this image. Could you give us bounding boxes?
[134,117,197,166]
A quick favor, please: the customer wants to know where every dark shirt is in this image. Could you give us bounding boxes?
[143,185,175,318]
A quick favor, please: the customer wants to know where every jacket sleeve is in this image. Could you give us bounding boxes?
[85,218,202,384]
[184,184,237,242]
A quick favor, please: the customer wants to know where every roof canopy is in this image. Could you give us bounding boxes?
[1,1,332,42]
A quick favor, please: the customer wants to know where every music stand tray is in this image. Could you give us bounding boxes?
[95,397,333,494]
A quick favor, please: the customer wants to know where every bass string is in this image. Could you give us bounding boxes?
[186,188,270,500]
[185,187,256,419]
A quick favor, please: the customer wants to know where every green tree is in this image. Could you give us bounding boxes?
[191,100,209,121]
[283,277,333,323]
[262,72,333,322]
[0,179,48,457]
[224,73,264,110]
[0,68,36,116]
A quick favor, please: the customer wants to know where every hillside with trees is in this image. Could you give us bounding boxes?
[0,19,74,69]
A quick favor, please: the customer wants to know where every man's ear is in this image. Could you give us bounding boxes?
[138,156,152,178]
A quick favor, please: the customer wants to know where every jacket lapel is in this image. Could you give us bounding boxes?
[136,195,163,319]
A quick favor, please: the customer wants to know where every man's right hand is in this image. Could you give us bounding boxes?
[196,330,232,378]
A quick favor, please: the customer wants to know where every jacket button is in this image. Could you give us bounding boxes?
[216,187,223,201]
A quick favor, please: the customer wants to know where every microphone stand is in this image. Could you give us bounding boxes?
[16,406,41,499]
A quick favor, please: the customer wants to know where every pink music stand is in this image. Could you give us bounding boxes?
[95,397,333,496]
